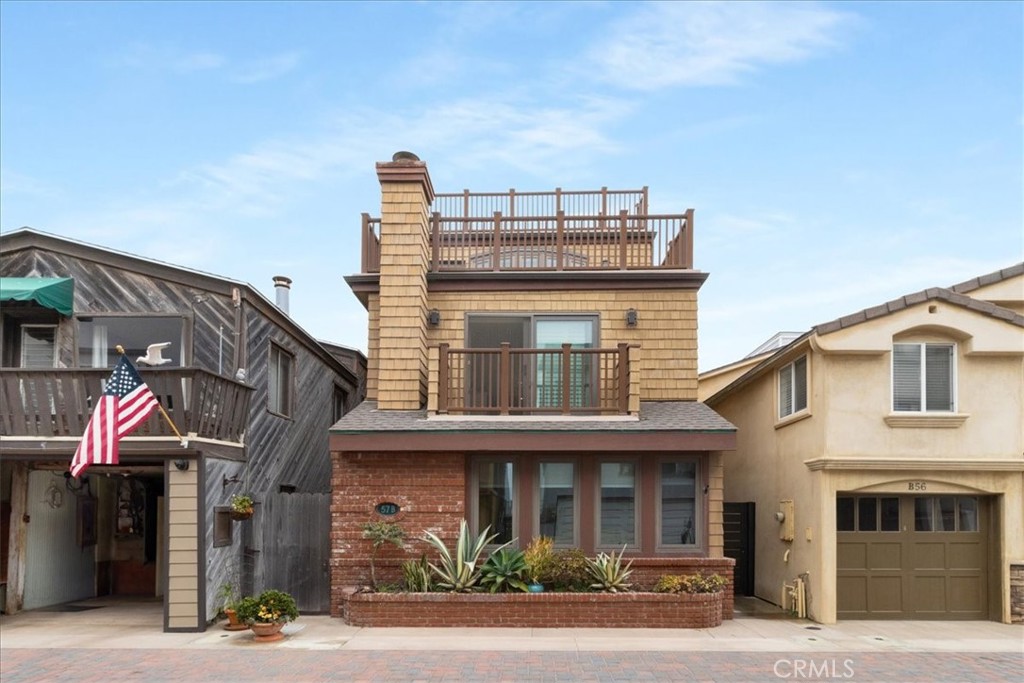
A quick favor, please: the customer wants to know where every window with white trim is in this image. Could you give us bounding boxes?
[778,356,807,419]
[892,343,954,412]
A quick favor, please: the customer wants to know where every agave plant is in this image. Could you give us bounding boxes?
[423,519,509,592]
[585,545,634,593]
[480,547,530,593]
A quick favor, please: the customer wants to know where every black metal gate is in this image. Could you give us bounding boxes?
[724,502,755,596]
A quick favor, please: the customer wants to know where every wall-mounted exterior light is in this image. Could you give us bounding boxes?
[625,308,638,327]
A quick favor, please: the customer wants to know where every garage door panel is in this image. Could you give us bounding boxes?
[948,576,984,613]
[867,576,903,613]
[837,541,867,570]
[948,542,984,571]
[911,542,946,570]
[867,542,901,570]
[837,576,868,613]
[912,575,947,613]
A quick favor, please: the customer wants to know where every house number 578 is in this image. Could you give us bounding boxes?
[907,482,927,491]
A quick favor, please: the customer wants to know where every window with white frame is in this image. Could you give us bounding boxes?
[268,343,294,416]
[778,356,808,419]
[892,343,954,412]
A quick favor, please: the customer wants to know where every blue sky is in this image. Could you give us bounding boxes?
[2,1,1021,371]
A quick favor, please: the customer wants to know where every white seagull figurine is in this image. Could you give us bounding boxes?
[137,342,173,366]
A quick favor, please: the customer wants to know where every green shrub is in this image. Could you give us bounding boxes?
[361,520,406,589]
[544,548,590,591]
[480,547,529,593]
[653,573,727,594]
[401,555,433,592]
[522,536,555,585]
[235,589,299,624]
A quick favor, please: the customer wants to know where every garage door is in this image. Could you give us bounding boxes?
[836,495,987,619]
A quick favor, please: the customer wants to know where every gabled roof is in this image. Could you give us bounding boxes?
[705,265,1024,406]
[812,286,1024,336]
[1,227,362,384]
[949,262,1024,295]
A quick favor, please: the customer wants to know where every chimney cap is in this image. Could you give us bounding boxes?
[392,151,420,162]
[272,276,292,288]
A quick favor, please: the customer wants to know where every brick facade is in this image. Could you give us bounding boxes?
[341,589,724,628]
[330,450,735,621]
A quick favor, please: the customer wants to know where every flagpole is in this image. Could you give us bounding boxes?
[115,345,187,446]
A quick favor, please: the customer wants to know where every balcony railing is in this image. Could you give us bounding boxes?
[0,368,252,442]
[359,188,693,274]
[430,343,639,416]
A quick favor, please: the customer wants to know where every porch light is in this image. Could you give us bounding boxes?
[427,309,441,326]
[625,308,638,327]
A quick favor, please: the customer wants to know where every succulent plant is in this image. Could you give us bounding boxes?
[585,545,634,593]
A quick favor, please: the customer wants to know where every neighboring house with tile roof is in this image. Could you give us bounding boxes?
[329,154,737,620]
[701,263,1024,624]
[1,229,365,630]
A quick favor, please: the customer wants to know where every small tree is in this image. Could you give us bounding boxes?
[361,521,406,589]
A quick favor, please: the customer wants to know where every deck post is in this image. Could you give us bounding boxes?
[499,343,510,415]
[492,212,502,272]
[437,344,449,414]
[431,213,441,272]
[619,209,628,270]
[617,343,629,414]
[561,343,572,415]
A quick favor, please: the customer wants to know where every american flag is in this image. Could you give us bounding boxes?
[70,355,160,478]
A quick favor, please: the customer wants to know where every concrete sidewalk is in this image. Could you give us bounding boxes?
[0,598,1021,654]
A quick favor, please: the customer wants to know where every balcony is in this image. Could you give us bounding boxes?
[360,188,693,274]
[0,368,252,442]
[428,343,640,416]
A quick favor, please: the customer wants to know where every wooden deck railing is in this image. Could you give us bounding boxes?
[435,343,633,415]
[433,187,648,220]
[430,210,692,271]
[358,187,694,273]
[0,368,252,442]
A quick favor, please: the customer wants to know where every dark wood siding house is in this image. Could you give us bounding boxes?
[0,229,364,631]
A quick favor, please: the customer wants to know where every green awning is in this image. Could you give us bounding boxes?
[0,277,75,316]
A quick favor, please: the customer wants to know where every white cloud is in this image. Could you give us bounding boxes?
[589,1,853,90]
[0,168,59,199]
[230,52,302,83]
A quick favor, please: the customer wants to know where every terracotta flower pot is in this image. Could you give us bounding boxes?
[223,608,248,631]
[249,621,285,642]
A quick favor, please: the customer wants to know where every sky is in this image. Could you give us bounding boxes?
[1,1,1021,372]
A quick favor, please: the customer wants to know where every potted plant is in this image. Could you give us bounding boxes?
[229,494,254,521]
[236,589,299,642]
[216,581,246,631]
[523,536,555,592]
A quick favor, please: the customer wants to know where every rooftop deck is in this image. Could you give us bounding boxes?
[360,187,694,274]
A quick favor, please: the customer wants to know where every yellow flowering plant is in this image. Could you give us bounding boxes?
[236,589,299,624]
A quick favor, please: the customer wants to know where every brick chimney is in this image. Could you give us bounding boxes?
[375,152,435,410]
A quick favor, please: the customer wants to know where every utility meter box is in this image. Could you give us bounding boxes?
[779,499,795,542]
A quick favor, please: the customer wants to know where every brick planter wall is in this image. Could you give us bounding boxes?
[341,589,724,628]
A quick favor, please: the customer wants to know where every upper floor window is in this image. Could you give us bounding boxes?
[20,325,57,368]
[268,343,294,416]
[78,316,184,368]
[892,343,954,412]
[778,356,807,419]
